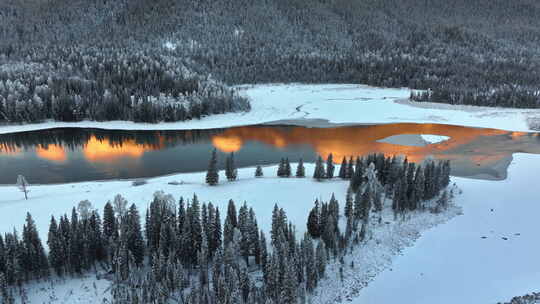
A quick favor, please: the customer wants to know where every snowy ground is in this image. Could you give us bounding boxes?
[0,164,348,243]
[353,153,540,304]
[312,191,461,304]
[3,155,539,303]
[1,83,539,134]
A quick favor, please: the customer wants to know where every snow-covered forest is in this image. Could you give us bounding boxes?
[1,0,540,124]
[0,153,452,303]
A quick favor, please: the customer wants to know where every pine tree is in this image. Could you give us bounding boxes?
[47,216,64,276]
[255,165,263,177]
[307,200,320,238]
[339,156,348,179]
[344,187,354,218]
[284,158,291,177]
[295,158,305,178]
[103,202,117,242]
[347,156,355,179]
[212,208,222,257]
[224,199,237,246]
[22,212,49,279]
[206,149,219,186]
[225,152,238,181]
[326,153,335,179]
[313,156,326,181]
[315,242,326,277]
[126,204,145,266]
[0,235,5,275]
[259,230,268,281]
[277,158,285,177]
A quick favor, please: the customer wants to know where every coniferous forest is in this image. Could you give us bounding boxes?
[1,0,540,124]
[0,153,452,303]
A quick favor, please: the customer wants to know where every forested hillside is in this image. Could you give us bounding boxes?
[1,0,540,123]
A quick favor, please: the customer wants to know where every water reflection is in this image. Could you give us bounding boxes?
[0,123,538,184]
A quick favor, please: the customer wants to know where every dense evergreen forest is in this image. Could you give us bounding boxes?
[1,0,540,123]
[0,154,452,303]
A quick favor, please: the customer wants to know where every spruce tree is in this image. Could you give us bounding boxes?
[0,235,5,275]
[126,204,145,266]
[255,165,263,177]
[103,202,116,241]
[225,152,238,181]
[212,208,222,257]
[339,156,348,179]
[315,242,326,277]
[307,201,320,238]
[344,187,354,218]
[313,156,326,181]
[206,149,219,186]
[347,156,355,179]
[284,158,291,177]
[295,158,305,178]
[326,153,335,179]
[277,158,285,177]
[22,213,49,279]
[47,216,64,276]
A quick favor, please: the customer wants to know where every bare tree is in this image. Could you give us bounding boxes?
[16,175,30,200]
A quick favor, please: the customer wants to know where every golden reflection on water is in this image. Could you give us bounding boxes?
[36,144,67,163]
[1,124,535,170]
[82,135,160,163]
[211,123,513,164]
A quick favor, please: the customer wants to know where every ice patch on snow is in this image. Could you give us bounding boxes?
[421,134,450,144]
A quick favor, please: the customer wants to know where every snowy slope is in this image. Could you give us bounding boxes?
[352,153,540,304]
[0,83,538,134]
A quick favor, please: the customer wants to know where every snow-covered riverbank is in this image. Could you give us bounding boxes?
[1,84,539,135]
[1,155,538,303]
[353,153,540,304]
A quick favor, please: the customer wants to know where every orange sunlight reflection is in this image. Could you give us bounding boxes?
[83,135,158,163]
[36,144,67,163]
[211,123,510,164]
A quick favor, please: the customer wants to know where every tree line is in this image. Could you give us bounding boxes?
[1,153,452,303]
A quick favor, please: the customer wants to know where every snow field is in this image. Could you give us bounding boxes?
[354,153,540,304]
[1,83,538,135]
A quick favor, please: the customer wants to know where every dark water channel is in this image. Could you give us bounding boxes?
[0,123,539,184]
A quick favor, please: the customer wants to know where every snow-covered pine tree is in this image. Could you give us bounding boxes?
[313,156,326,181]
[255,165,264,177]
[225,152,238,181]
[307,200,321,238]
[224,199,237,246]
[212,207,222,257]
[347,156,355,179]
[206,149,219,186]
[47,216,64,276]
[21,213,49,279]
[344,187,354,218]
[326,153,335,179]
[277,158,285,177]
[296,158,305,177]
[126,204,145,266]
[248,208,261,265]
[315,242,326,278]
[284,158,291,177]
[103,202,117,242]
[339,156,348,179]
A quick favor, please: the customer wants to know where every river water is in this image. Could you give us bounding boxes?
[0,123,538,184]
